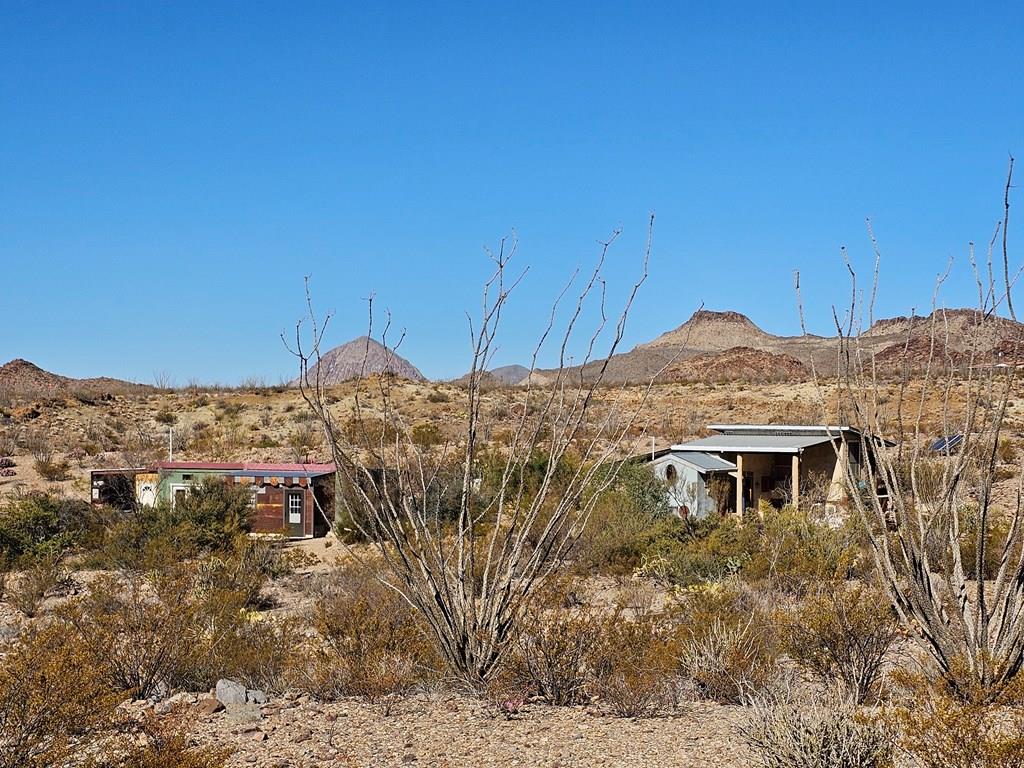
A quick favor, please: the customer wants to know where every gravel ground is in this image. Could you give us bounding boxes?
[187,694,753,768]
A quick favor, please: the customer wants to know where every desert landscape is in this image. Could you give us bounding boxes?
[7,3,1024,766]
[3,302,1024,767]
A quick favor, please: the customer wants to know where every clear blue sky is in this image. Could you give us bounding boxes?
[2,2,1022,383]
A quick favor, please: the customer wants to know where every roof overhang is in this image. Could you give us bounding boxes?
[671,434,836,454]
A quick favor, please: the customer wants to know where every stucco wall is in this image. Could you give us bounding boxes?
[649,455,721,519]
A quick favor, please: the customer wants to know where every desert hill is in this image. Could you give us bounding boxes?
[490,364,531,385]
[294,336,426,386]
[642,310,777,351]
[452,364,531,388]
[0,358,150,397]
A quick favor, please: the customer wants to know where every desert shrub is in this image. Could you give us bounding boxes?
[115,716,232,768]
[653,513,758,584]
[0,457,14,469]
[34,457,71,482]
[0,622,123,768]
[81,482,253,569]
[8,553,67,617]
[676,581,781,703]
[589,611,681,717]
[286,421,321,461]
[742,505,863,595]
[150,478,252,553]
[63,568,299,698]
[998,437,1018,464]
[154,409,178,425]
[0,492,89,565]
[0,620,231,767]
[783,583,900,704]
[179,581,303,693]
[573,462,697,578]
[958,505,1017,580]
[411,422,444,447]
[63,572,199,698]
[513,604,601,705]
[190,535,305,607]
[743,687,894,768]
[306,566,439,701]
[891,672,1024,768]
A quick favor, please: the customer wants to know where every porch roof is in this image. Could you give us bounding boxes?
[667,450,737,473]
[670,434,834,454]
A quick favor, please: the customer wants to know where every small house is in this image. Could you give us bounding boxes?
[647,424,884,517]
[91,461,336,538]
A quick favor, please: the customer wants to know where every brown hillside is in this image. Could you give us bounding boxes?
[641,310,774,351]
[661,346,809,383]
[0,359,150,397]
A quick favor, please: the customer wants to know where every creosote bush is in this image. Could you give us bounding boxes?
[0,621,230,768]
[514,602,601,706]
[82,479,255,568]
[305,566,440,701]
[0,492,89,566]
[8,552,67,617]
[589,610,682,717]
[890,671,1024,768]
[62,568,301,699]
[783,583,900,704]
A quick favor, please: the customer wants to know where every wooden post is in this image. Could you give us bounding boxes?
[791,453,800,510]
[735,453,744,517]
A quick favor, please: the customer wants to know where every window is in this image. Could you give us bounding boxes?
[665,464,678,484]
[288,492,303,524]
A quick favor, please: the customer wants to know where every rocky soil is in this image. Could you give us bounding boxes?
[178,691,751,768]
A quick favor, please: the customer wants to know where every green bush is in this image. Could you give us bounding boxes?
[0,493,89,566]
[83,479,254,568]
[572,461,691,577]
[741,505,864,594]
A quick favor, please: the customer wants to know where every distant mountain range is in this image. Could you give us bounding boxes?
[559,308,1024,383]
[7,308,1023,394]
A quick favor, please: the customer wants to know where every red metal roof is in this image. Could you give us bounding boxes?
[154,461,335,475]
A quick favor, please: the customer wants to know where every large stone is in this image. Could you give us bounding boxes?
[215,679,248,707]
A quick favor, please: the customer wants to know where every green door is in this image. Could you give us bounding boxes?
[285,490,305,537]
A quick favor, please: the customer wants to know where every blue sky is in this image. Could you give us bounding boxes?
[2,2,1022,383]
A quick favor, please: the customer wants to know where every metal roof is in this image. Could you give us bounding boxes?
[671,434,836,454]
[707,424,856,437]
[153,461,336,477]
[667,451,737,473]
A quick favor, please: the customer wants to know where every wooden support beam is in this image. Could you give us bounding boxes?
[735,453,744,518]
[791,453,800,510]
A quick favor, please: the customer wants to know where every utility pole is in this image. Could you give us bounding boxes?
[168,427,174,462]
